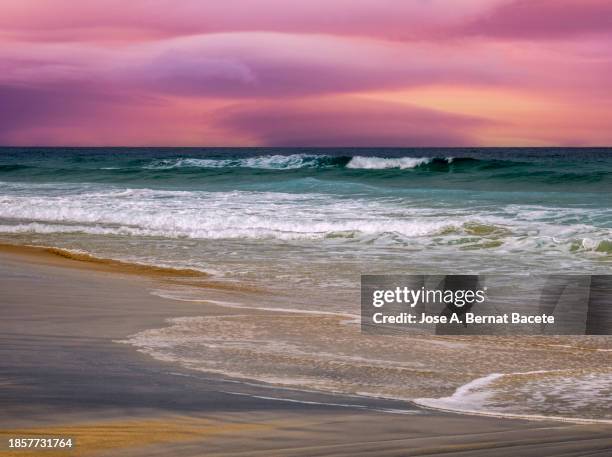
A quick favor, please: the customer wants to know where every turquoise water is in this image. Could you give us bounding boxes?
[1,147,611,312]
[2,147,612,195]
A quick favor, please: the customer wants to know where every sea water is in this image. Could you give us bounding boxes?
[2,147,611,420]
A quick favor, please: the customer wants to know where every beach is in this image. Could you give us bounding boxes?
[3,0,612,449]
[1,245,612,456]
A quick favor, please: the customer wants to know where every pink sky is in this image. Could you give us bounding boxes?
[1,0,611,146]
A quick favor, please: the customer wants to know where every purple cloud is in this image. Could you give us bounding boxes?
[462,0,612,39]
[215,99,487,146]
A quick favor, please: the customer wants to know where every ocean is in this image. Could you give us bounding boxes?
[1,147,611,421]
[1,146,611,311]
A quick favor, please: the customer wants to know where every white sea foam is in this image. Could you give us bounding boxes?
[0,181,610,279]
[0,217,452,241]
[0,182,610,257]
[346,156,432,169]
[0,187,457,240]
[415,373,506,412]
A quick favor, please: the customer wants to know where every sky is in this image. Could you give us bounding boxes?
[1,0,611,147]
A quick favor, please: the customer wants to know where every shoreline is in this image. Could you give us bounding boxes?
[1,244,612,455]
[2,242,612,425]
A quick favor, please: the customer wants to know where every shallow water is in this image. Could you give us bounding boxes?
[121,312,612,421]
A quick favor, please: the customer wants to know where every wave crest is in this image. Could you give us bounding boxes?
[143,155,458,171]
[145,154,344,170]
[346,156,433,169]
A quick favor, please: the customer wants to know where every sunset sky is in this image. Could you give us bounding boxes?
[1,0,611,146]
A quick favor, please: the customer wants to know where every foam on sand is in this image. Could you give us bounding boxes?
[120,309,612,423]
[415,371,612,424]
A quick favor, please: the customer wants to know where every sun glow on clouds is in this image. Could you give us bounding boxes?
[0,0,611,146]
[358,86,570,146]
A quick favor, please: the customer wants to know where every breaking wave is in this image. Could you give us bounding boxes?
[144,155,462,170]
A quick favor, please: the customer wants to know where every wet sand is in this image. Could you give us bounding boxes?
[1,245,611,456]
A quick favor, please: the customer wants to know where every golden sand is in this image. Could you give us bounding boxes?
[0,243,269,294]
[0,417,269,457]
[0,243,206,278]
